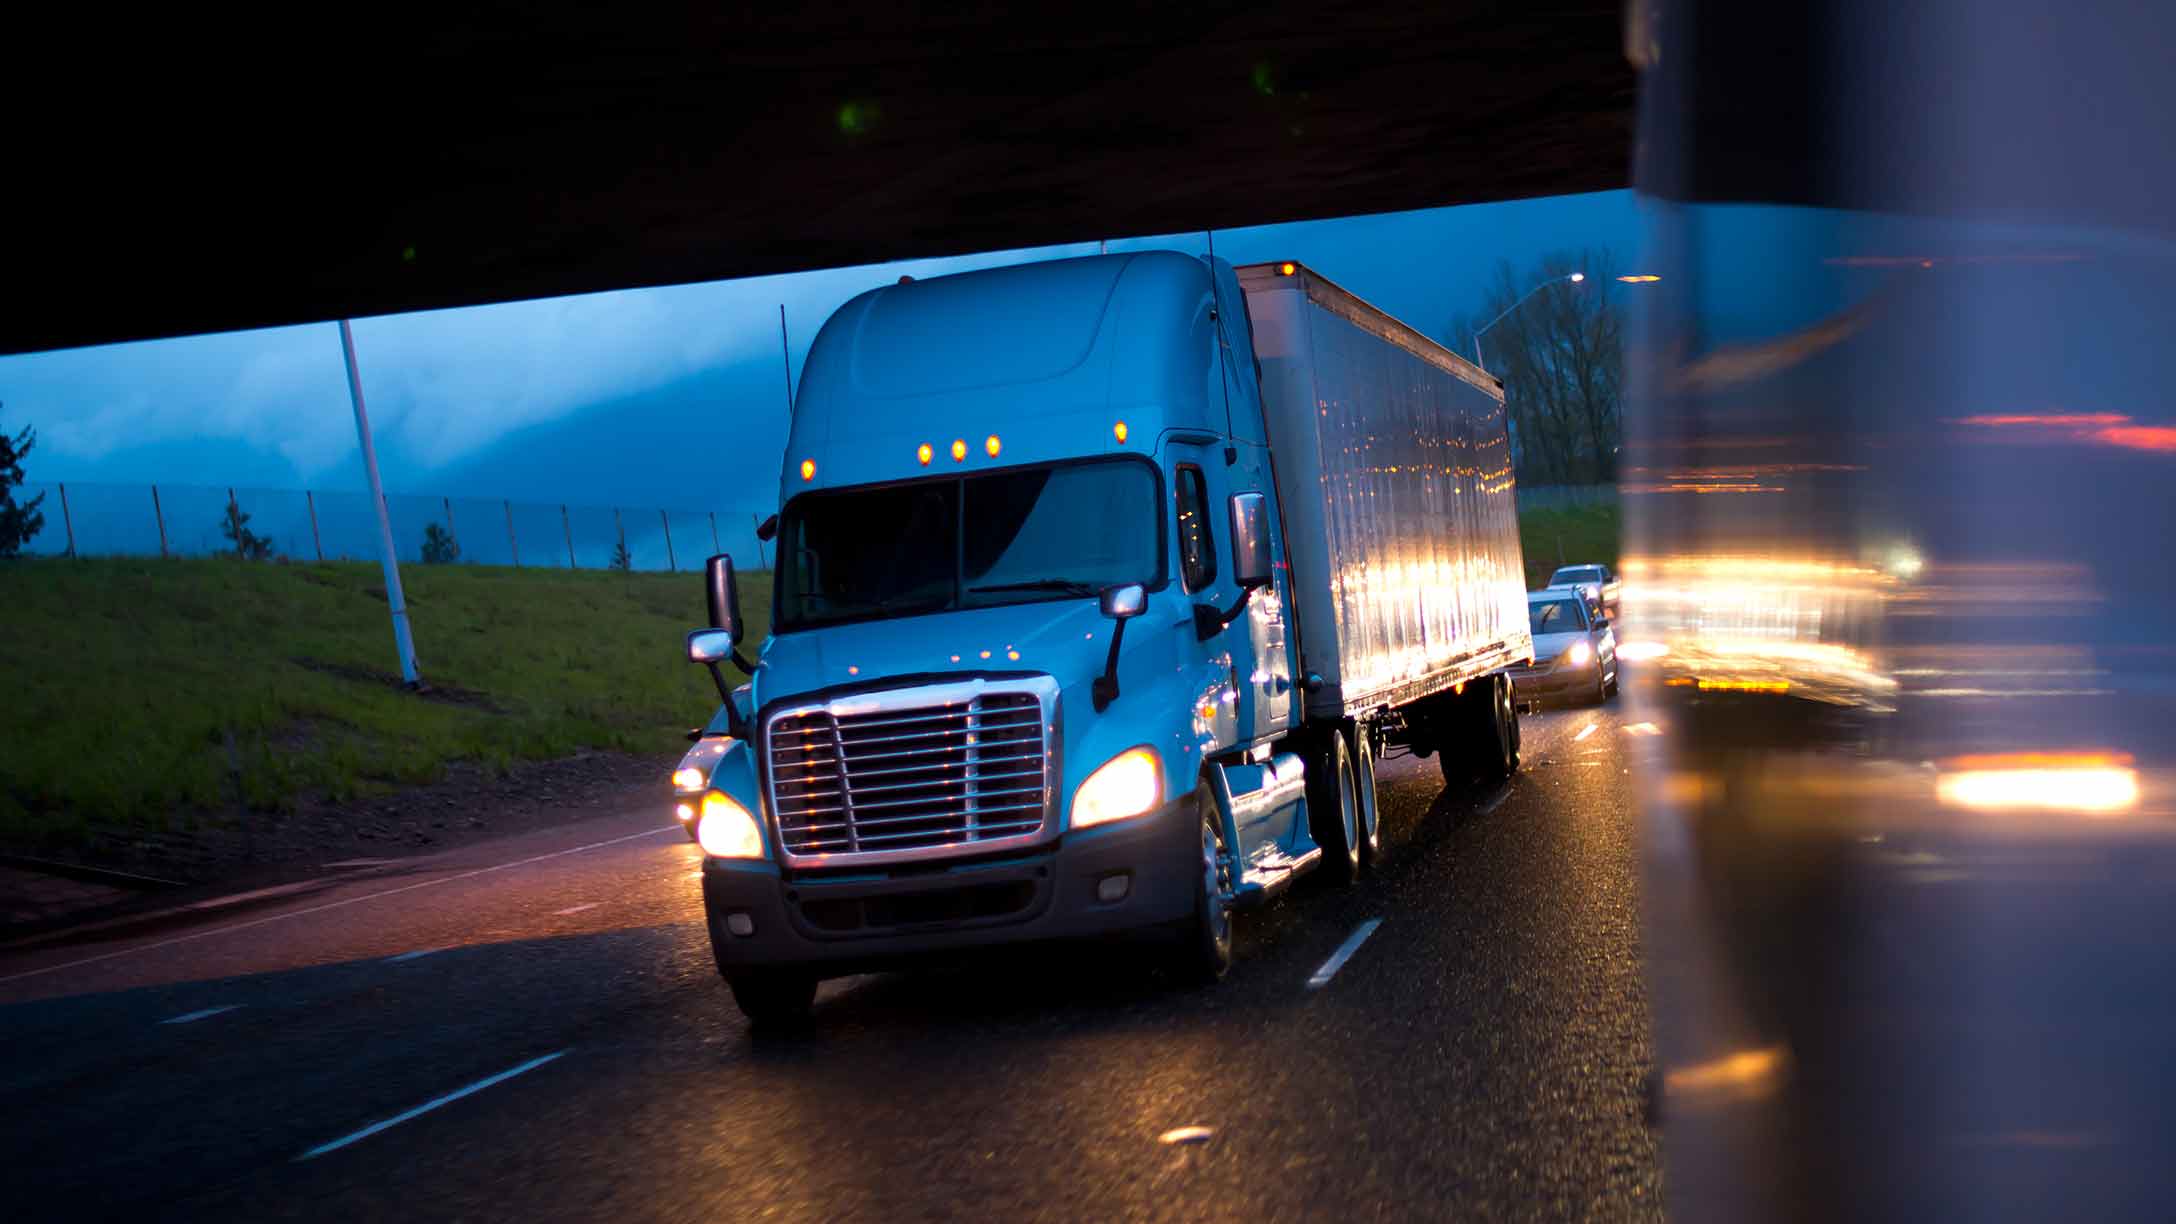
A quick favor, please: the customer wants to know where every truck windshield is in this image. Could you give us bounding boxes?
[775,458,1161,630]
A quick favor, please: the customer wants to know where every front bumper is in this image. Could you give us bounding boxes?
[1509,662,1599,699]
[701,793,1198,978]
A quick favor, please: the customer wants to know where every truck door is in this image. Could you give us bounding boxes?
[1174,449,1293,748]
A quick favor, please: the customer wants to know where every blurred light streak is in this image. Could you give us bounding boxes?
[1664,1045,1789,1102]
[1951,412,2176,453]
[1934,753,2140,814]
[1618,640,1669,661]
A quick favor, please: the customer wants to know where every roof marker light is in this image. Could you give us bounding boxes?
[1279,262,1296,276]
[1114,421,1129,444]
[917,443,933,466]
[799,459,815,481]
[986,434,1001,458]
[951,439,968,462]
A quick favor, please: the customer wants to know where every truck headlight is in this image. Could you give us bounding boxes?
[672,767,706,792]
[1072,746,1163,829]
[1565,640,1595,667]
[696,790,765,859]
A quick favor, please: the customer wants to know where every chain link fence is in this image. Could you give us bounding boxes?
[17,481,774,572]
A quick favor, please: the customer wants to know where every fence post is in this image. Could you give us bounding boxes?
[709,511,719,554]
[562,504,576,568]
[59,482,76,559]
[660,509,676,572]
[306,490,324,562]
[442,496,457,561]
[505,500,520,568]
[152,484,169,558]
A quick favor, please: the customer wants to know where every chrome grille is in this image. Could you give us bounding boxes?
[765,685,1054,860]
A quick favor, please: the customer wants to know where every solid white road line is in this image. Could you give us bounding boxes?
[1306,918,1384,989]
[1623,722,1662,737]
[384,948,443,963]
[553,902,602,916]
[1572,720,1599,743]
[295,1050,571,1161]
[0,825,682,986]
[160,1004,243,1025]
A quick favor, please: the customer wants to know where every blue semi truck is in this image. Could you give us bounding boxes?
[674,252,1532,1023]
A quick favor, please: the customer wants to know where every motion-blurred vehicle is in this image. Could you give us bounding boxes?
[673,253,1534,1024]
[1509,588,1617,705]
[1546,563,1619,616]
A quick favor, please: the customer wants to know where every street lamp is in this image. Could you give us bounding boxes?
[1472,272,1583,372]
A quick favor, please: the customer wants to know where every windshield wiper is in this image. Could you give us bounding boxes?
[967,579,1100,597]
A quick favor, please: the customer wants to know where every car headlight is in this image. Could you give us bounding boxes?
[1072,746,1163,830]
[696,790,765,859]
[1565,639,1595,667]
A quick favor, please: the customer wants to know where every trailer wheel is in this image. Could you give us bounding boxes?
[1307,726,1361,885]
[1478,674,1521,784]
[1348,721,1381,873]
[725,971,818,1029]
[1169,783,1234,984]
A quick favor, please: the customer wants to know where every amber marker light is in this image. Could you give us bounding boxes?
[1114,421,1129,443]
[1279,262,1296,276]
[986,434,1001,458]
[799,459,815,481]
[951,439,968,462]
[917,443,933,466]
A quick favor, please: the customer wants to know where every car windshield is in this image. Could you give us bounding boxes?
[1529,598,1587,634]
[775,458,1161,630]
[1551,567,1603,584]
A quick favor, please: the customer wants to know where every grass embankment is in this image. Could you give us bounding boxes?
[0,558,767,847]
[1517,503,1622,590]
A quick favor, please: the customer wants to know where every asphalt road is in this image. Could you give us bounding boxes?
[0,701,1659,1222]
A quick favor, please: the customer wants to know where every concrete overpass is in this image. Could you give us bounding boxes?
[8,1,2169,356]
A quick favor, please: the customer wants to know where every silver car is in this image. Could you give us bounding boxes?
[1546,563,1621,618]
[1509,587,1618,705]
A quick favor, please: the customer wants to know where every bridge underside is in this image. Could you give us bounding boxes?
[11,1,2166,355]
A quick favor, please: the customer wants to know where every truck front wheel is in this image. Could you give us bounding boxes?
[725,971,818,1029]
[1169,783,1234,984]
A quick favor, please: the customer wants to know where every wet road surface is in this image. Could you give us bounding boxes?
[0,703,1659,1221]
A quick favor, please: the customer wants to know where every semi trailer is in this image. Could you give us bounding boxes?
[675,251,1531,1023]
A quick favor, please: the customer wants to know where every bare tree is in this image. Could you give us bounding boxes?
[1453,250,1625,486]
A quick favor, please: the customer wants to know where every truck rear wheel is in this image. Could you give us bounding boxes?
[1348,721,1381,873]
[1307,726,1361,885]
[1437,676,1520,788]
[725,971,818,1029]
[1477,674,1521,784]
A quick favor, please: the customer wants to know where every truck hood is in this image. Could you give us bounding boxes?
[755,598,1124,708]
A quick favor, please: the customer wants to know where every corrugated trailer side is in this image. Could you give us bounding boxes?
[1238,262,1532,721]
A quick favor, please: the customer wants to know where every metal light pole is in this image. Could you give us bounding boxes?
[339,319,421,688]
[1472,271,1584,372]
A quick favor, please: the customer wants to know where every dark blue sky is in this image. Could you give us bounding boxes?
[0,190,1649,514]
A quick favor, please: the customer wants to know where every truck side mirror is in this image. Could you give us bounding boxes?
[1092,583,1146,711]
[1229,492,1272,589]
[695,555,757,732]
[706,554,744,642]
[1099,583,1146,620]
[755,514,778,543]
